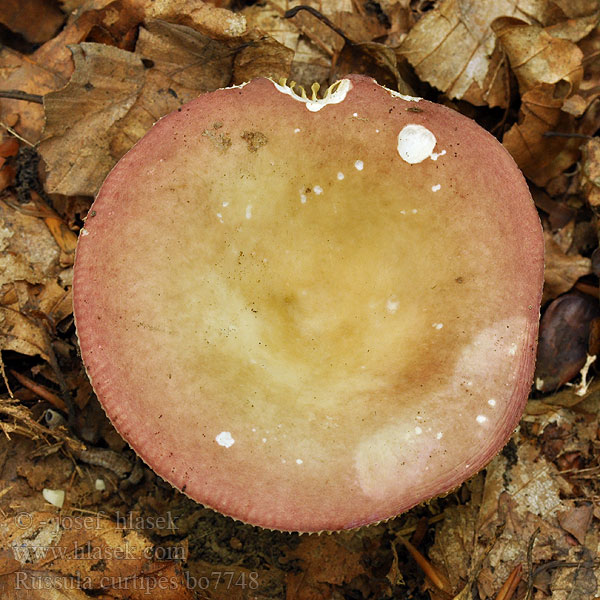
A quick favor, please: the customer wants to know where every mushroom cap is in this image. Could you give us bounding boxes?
[73,75,544,532]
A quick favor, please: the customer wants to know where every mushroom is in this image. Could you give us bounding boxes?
[73,75,544,532]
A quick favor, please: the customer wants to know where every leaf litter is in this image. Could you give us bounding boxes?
[1,0,600,598]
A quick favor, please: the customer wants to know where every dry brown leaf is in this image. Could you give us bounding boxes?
[0,307,50,361]
[552,0,600,18]
[285,534,367,599]
[233,30,294,84]
[39,43,145,197]
[494,17,586,184]
[110,20,238,159]
[557,504,594,544]
[397,0,556,107]
[0,199,61,290]
[0,0,64,44]
[534,293,599,393]
[430,434,574,599]
[0,511,194,599]
[493,17,583,95]
[142,0,247,39]
[543,231,592,303]
[0,0,141,142]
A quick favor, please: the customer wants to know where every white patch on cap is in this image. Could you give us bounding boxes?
[436,432,443,440]
[397,124,440,164]
[270,79,353,112]
[386,297,400,314]
[432,184,441,192]
[337,172,345,180]
[415,426,423,435]
[300,193,307,204]
[313,185,323,195]
[80,228,89,236]
[488,398,497,407]
[245,205,252,219]
[476,415,487,424]
[294,128,301,133]
[381,84,422,102]
[216,431,235,447]
[296,458,303,464]
[432,323,444,330]
[354,160,364,171]
[216,213,224,223]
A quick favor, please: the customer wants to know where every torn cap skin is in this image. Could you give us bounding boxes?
[73,75,544,533]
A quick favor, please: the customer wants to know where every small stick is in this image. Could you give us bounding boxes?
[0,90,43,104]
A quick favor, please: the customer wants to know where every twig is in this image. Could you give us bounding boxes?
[0,90,43,104]
[0,121,35,147]
[543,131,592,139]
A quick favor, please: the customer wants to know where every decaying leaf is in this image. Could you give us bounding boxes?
[397,0,555,107]
[39,43,145,197]
[285,533,368,599]
[109,19,238,159]
[429,435,575,599]
[143,0,248,39]
[0,511,194,599]
[0,199,61,290]
[495,17,586,185]
[0,0,142,142]
[543,231,592,304]
[0,307,51,361]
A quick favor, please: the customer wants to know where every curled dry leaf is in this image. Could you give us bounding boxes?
[543,231,592,304]
[143,0,247,39]
[397,0,558,108]
[0,307,51,361]
[232,30,294,84]
[0,0,142,142]
[39,43,145,197]
[493,17,583,95]
[494,17,586,185]
[535,293,600,393]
